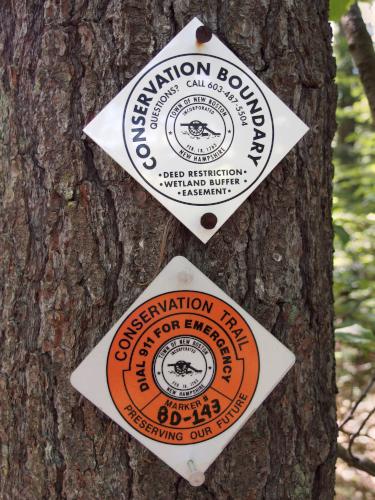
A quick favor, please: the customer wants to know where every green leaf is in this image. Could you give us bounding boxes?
[329,0,353,21]
[334,223,351,246]
[335,324,375,351]
[336,323,372,336]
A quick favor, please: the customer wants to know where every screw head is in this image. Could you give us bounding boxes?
[188,470,205,487]
[196,26,212,44]
[200,213,217,229]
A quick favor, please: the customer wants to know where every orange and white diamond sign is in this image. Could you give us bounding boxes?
[71,257,295,484]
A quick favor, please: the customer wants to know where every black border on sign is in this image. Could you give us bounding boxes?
[122,53,275,206]
[106,290,260,445]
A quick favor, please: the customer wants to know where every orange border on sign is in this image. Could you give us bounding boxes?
[107,291,259,445]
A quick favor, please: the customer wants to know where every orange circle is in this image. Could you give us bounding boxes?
[107,291,259,445]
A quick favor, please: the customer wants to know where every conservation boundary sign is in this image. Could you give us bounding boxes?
[84,18,308,242]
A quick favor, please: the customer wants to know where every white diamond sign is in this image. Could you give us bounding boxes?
[71,256,295,484]
[84,17,308,243]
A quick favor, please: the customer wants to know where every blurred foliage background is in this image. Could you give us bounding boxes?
[334,11,375,354]
[331,1,375,497]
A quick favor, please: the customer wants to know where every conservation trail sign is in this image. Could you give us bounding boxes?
[70,257,295,485]
[84,18,309,243]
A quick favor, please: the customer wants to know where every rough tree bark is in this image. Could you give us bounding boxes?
[341,2,375,124]
[0,1,336,499]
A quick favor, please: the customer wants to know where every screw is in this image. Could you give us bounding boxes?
[196,25,212,44]
[200,213,217,229]
[187,459,205,487]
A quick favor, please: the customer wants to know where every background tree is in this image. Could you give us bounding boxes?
[331,1,375,495]
[0,1,336,499]
[341,3,375,123]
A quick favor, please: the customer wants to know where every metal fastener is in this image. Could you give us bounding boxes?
[187,459,205,487]
[196,26,212,44]
[200,213,217,229]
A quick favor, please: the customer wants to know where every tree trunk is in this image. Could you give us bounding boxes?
[0,1,336,499]
[341,2,375,124]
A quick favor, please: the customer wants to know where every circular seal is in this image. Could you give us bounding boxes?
[107,291,259,445]
[165,95,234,163]
[123,54,274,206]
[153,336,216,399]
